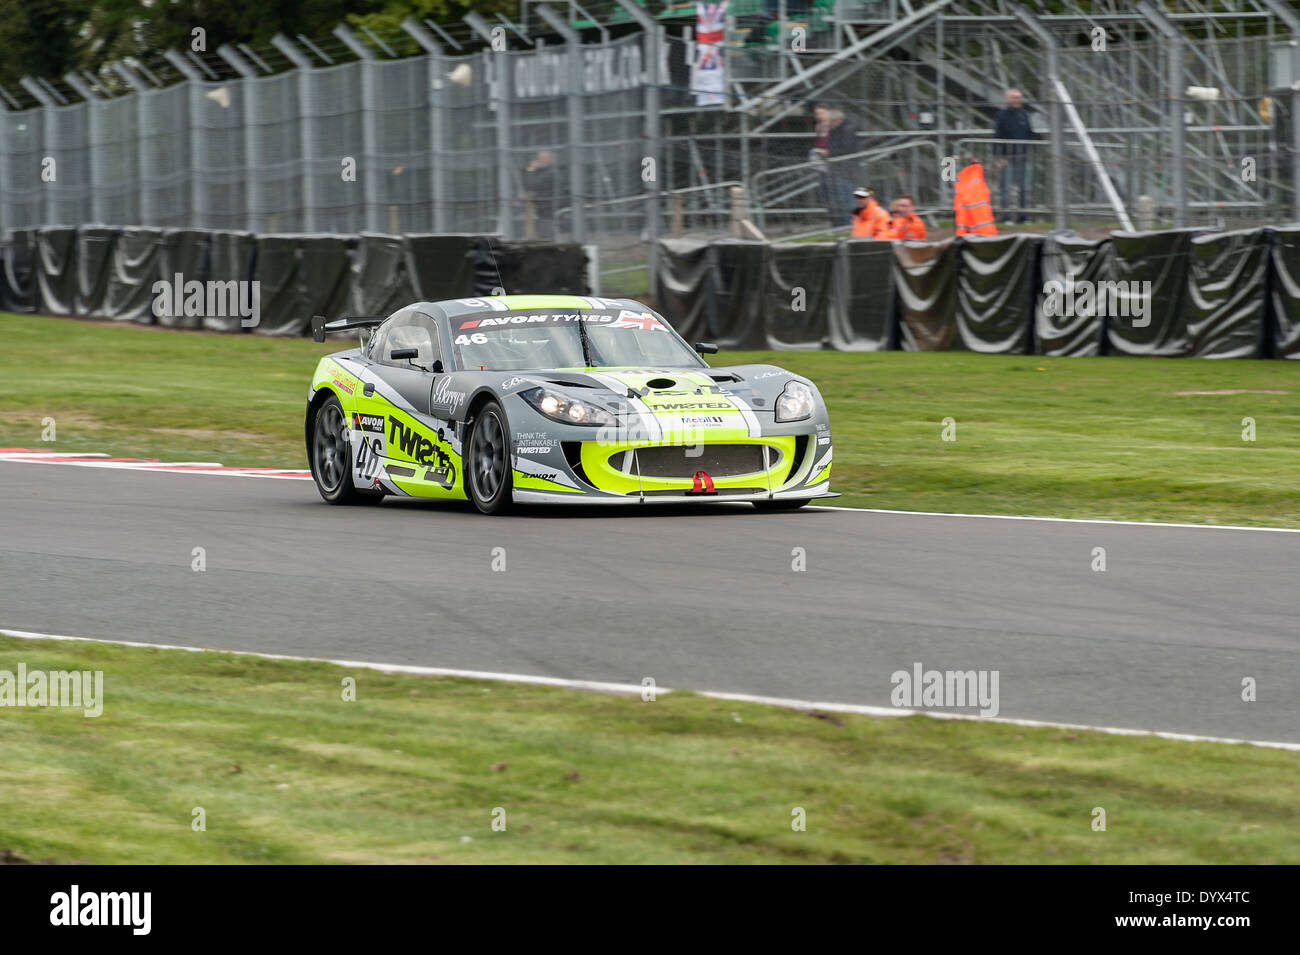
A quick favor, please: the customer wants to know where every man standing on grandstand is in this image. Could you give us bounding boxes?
[811,103,860,227]
[522,149,558,240]
[993,89,1035,224]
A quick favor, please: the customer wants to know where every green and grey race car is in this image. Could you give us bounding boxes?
[306,295,834,514]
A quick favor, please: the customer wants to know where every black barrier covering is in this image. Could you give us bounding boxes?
[895,238,958,350]
[202,231,256,332]
[653,238,711,340]
[765,242,835,349]
[491,241,588,296]
[102,227,164,323]
[469,237,499,296]
[1107,229,1205,356]
[1,228,39,313]
[36,227,78,316]
[1035,234,1112,356]
[351,232,417,317]
[1269,227,1300,359]
[255,234,352,336]
[1186,228,1269,358]
[405,234,478,301]
[957,234,1037,354]
[155,229,211,329]
[704,239,768,349]
[830,239,895,350]
[75,225,119,319]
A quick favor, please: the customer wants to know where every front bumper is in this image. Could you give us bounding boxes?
[513,483,837,505]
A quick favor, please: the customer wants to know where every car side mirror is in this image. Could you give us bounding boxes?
[695,342,719,354]
[390,348,419,361]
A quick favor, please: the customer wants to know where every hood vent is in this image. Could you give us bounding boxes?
[544,379,595,388]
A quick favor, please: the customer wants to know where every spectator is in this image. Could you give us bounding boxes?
[522,149,558,240]
[811,104,859,227]
[884,195,927,240]
[993,89,1035,224]
[850,187,890,238]
[954,158,997,236]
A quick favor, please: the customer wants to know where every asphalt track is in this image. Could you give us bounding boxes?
[1,459,1297,744]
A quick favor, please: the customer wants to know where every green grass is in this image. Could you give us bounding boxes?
[3,312,1297,526]
[1,634,1296,864]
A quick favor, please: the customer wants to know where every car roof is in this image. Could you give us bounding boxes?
[418,295,644,321]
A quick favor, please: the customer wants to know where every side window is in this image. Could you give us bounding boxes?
[378,310,442,372]
[365,324,388,361]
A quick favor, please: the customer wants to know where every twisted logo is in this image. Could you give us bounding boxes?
[388,417,456,488]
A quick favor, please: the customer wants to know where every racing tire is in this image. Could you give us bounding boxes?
[309,394,378,505]
[752,497,811,511]
[466,400,514,515]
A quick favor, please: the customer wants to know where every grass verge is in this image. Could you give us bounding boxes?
[2,313,1298,526]
[1,634,1296,864]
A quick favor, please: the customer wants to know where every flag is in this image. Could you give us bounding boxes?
[693,2,727,107]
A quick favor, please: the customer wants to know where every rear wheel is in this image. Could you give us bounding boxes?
[310,394,370,505]
[753,497,811,511]
[466,400,514,515]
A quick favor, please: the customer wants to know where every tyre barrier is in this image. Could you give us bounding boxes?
[0,226,589,336]
[655,227,1300,358]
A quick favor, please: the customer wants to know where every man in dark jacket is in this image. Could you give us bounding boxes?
[993,89,1035,224]
[812,103,860,227]
[521,149,558,240]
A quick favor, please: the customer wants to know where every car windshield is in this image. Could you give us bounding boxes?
[450,308,706,371]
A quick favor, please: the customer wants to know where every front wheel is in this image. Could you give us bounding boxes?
[753,497,811,511]
[466,400,514,515]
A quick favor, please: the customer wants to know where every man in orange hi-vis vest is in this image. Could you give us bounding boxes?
[954,158,998,236]
[850,187,891,238]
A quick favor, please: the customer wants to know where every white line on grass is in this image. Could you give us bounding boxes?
[3,627,1297,752]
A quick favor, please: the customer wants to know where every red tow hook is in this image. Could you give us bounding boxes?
[689,470,717,495]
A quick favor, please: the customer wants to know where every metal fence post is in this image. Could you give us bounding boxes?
[536,4,585,243]
[1139,2,1186,227]
[1012,6,1066,230]
[334,26,381,233]
[401,18,447,233]
[467,12,513,239]
[271,34,317,233]
[63,75,105,225]
[0,98,9,236]
[617,0,660,291]
[163,50,207,228]
[217,45,260,232]
[19,78,58,225]
[1262,0,1300,221]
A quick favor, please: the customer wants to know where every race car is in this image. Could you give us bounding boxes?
[305,294,834,514]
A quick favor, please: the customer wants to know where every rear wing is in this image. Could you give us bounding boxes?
[311,314,386,343]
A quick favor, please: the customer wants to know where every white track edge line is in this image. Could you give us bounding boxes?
[808,505,1300,534]
[3,627,1296,752]
[4,455,1295,531]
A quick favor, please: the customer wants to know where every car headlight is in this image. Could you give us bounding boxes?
[774,380,815,422]
[521,387,616,427]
